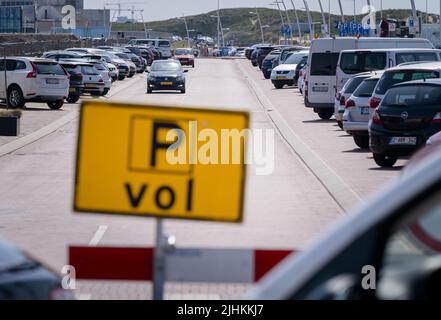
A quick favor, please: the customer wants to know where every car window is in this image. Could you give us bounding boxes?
[35,63,65,75]
[382,85,441,107]
[375,70,439,95]
[80,65,99,75]
[344,77,368,94]
[378,189,441,299]
[340,52,387,75]
[310,52,340,76]
[396,52,439,65]
[175,49,192,55]
[158,41,170,47]
[151,61,181,72]
[284,53,308,65]
[353,79,379,98]
[0,59,21,71]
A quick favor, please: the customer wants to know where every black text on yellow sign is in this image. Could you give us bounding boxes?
[74,101,249,223]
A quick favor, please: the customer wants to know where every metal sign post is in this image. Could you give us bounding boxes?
[3,47,8,109]
[153,218,165,300]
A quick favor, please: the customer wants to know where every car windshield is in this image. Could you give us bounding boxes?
[343,77,369,94]
[284,53,308,65]
[116,53,130,60]
[159,41,170,47]
[382,84,441,107]
[353,79,379,97]
[340,52,387,75]
[310,52,340,76]
[35,62,65,75]
[151,61,181,72]
[175,49,193,55]
[80,65,99,75]
[375,70,439,95]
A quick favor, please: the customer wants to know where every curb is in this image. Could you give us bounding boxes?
[236,60,362,213]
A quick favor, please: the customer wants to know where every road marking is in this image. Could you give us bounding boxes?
[236,60,362,213]
[88,225,108,246]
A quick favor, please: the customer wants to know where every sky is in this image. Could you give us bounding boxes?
[85,0,441,22]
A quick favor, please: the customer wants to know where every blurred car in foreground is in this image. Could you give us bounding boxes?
[248,145,441,300]
[0,237,71,299]
[370,79,441,167]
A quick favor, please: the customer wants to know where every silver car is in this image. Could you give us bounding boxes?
[342,72,383,149]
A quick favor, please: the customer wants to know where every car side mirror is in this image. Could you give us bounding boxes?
[183,70,189,73]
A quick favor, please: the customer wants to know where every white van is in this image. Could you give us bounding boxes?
[305,37,434,119]
[128,38,172,59]
[336,48,441,93]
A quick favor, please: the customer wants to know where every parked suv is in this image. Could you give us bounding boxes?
[41,50,83,61]
[59,61,84,103]
[261,50,281,79]
[256,46,275,69]
[370,79,441,167]
[0,57,69,109]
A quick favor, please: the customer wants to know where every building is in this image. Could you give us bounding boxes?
[0,0,110,36]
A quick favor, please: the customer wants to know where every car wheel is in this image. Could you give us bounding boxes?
[318,110,333,120]
[66,94,80,104]
[353,135,370,149]
[264,74,270,79]
[7,85,25,109]
[118,75,125,81]
[181,88,186,94]
[288,81,294,86]
[47,100,64,110]
[274,83,284,89]
[373,153,398,167]
[102,88,109,96]
[147,89,152,94]
[192,63,195,68]
[337,120,343,129]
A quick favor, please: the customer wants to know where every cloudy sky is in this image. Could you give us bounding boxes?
[85,0,441,22]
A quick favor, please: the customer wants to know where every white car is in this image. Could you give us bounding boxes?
[0,57,69,109]
[334,73,372,129]
[271,50,309,89]
[342,73,382,149]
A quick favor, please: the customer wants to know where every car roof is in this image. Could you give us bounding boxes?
[392,78,441,87]
[341,48,440,53]
[387,61,441,71]
[58,59,94,66]
[27,57,60,63]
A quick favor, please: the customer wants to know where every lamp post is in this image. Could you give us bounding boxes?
[250,8,265,43]
[338,0,345,23]
[302,0,314,40]
[289,0,303,44]
[181,14,192,48]
[270,1,286,43]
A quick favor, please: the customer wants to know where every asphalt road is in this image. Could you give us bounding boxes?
[0,58,403,299]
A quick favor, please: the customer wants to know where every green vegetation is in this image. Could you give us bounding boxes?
[112,8,439,46]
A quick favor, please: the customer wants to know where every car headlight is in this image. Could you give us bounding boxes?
[176,76,185,81]
[148,76,156,81]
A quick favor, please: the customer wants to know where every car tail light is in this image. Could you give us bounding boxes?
[345,99,355,108]
[26,62,37,78]
[432,112,441,123]
[370,96,381,108]
[305,80,308,97]
[372,109,383,125]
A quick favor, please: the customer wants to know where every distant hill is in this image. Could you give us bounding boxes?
[112,8,440,46]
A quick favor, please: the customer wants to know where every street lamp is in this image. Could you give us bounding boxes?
[180,14,192,48]
[269,1,286,43]
[250,8,265,43]
[289,0,303,44]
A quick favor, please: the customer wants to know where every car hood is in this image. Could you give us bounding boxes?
[149,71,183,77]
[273,64,297,72]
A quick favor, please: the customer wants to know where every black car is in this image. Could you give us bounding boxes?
[251,49,259,67]
[256,46,275,69]
[0,238,71,300]
[370,79,441,167]
[59,61,84,103]
[147,59,188,94]
[261,50,281,79]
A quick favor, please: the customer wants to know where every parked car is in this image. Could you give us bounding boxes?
[41,50,83,61]
[272,46,307,70]
[255,46,275,69]
[369,62,441,109]
[173,48,195,68]
[369,79,441,167]
[60,60,104,97]
[0,236,72,299]
[342,72,383,148]
[261,50,281,79]
[271,50,309,89]
[79,59,112,95]
[90,50,129,80]
[248,143,441,300]
[334,73,372,129]
[147,59,188,94]
[0,57,69,109]
[59,61,84,103]
[113,52,136,77]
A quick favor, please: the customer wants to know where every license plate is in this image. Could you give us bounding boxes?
[312,86,328,92]
[276,76,286,80]
[160,82,173,86]
[69,88,76,93]
[389,137,417,145]
[46,78,59,84]
[85,84,97,88]
[360,107,370,115]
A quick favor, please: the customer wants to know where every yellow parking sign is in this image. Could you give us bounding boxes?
[74,101,249,223]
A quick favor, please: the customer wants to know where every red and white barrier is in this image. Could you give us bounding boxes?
[69,247,295,283]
